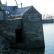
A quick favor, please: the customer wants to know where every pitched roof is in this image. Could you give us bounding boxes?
[3,6,32,17]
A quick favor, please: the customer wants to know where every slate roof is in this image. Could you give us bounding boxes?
[3,6,32,17]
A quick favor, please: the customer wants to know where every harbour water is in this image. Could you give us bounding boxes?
[43,23,54,54]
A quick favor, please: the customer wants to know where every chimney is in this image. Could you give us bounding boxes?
[6,0,7,6]
[15,0,18,8]
[21,3,22,8]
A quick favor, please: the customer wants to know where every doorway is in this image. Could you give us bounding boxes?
[15,28,23,43]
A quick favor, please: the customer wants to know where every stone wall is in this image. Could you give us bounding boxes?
[22,8,44,48]
[0,19,22,43]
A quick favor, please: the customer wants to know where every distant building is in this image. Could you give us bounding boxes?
[0,1,45,49]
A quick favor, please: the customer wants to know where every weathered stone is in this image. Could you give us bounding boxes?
[0,5,45,49]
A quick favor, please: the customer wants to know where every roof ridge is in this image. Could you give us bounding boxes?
[2,5,34,17]
[18,6,33,9]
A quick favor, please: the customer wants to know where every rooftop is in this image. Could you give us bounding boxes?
[3,6,33,17]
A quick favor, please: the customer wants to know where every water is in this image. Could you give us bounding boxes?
[43,23,54,54]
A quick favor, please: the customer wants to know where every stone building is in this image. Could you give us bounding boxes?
[0,1,45,49]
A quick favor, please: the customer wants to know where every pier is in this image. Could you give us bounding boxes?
[42,19,54,24]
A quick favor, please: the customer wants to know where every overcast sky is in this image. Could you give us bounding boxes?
[1,0,54,15]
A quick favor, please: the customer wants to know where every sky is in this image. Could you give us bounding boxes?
[1,0,54,15]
